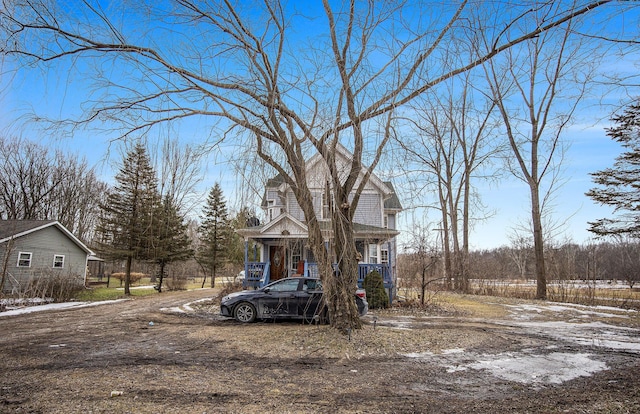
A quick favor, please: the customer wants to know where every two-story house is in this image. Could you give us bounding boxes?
[237,145,402,302]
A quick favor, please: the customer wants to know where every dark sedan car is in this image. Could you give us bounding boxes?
[220,277,368,323]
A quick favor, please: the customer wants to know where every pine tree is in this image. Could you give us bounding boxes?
[586,101,640,237]
[198,183,231,288]
[153,194,193,292]
[96,143,161,295]
[226,207,256,266]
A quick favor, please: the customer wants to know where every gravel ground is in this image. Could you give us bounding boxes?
[1,289,639,413]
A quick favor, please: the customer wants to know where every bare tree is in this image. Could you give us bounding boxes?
[150,136,206,215]
[0,136,106,241]
[1,0,616,329]
[398,69,500,292]
[400,224,442,306]
[482,5,601,299]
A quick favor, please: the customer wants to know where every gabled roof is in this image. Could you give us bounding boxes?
[0,220,94,255]
[261,144,402,207]
[383,181,403,211]
[305,143,393,197]
[237,213,308,238]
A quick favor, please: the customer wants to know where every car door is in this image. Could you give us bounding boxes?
[258,278,301,318]
[295,278,324,319]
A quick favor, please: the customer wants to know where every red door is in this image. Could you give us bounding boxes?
[269,246,286,281]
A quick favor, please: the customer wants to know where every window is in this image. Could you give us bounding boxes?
[53,255,65,268]
[322,191,331,219]
[384,214,388,229]
[17,252,32,267]
[291,243,302,272]
[368,244,378,264]
[302,279,322,291]
[381,248,389,264]
[267,278,301,292]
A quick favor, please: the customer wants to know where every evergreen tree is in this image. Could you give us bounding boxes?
[198,183,231,287]
[587,101,640,237]
[96,143,161,295]
[226,207,257,266]
[153,194,193,292]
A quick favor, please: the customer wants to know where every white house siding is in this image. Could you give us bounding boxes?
[1,226,87,290]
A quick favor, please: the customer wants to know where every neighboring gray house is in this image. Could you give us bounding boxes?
[237,145,402,300]
[0,220,93,294]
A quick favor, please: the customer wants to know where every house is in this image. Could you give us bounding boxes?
[0,220,94,294]
[236,145,402,301]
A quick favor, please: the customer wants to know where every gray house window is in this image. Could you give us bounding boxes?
[53,255,65,269]
[381,247,389,264]
[17,252,32,267]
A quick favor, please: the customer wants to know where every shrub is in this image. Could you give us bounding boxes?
[110,272,145,285]
[363,270,389,309]
[24,270,85,302]
[165,274,188,291]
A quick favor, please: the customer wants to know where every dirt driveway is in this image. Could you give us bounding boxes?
[1,289,639,413]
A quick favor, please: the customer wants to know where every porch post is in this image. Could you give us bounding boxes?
[388,241,395,303]
[244,240,249,275]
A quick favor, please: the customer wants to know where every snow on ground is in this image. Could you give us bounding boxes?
[404,349,609,386]
[401,300,639,387]
[0,299,127,317]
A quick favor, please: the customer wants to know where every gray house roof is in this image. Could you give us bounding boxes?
[383,181,403,211]
[0,220,94,255]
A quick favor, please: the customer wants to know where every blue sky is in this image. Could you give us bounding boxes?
[1,1,639,250]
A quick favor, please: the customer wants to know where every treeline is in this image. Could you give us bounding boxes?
[0,137,249,294]
[0,137,107,241]
[399,239,640,292]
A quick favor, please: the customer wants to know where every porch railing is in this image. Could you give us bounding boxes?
[307,262,392,285]
[357,263,392,286]
[243,262,269,289]
[243,261,392,290]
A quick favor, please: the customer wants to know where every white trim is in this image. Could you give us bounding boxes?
[53,254,65,269]
[17,251,32,268]
[0,221,94,256]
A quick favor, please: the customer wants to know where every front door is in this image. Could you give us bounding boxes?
[269,245,286,281]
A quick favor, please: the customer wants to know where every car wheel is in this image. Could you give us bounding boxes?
[234,302,256,323]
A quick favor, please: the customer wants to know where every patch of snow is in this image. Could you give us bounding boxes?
[160,306,186,313]
[0,299,127,317]
[404,350,608,385]
[505,302,636,320]
[508,320,640,353]
[466,352,607,385]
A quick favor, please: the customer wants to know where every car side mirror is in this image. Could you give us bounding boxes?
[263,288,270,293]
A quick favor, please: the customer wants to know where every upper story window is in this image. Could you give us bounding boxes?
[383,214,388,229]
[17,252,32,267]
[322,191,332,219]
[53,255,65,268]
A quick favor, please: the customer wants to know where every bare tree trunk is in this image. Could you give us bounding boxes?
[329,203,362,331]
[530,184,547,299]
[124,256,132,296]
